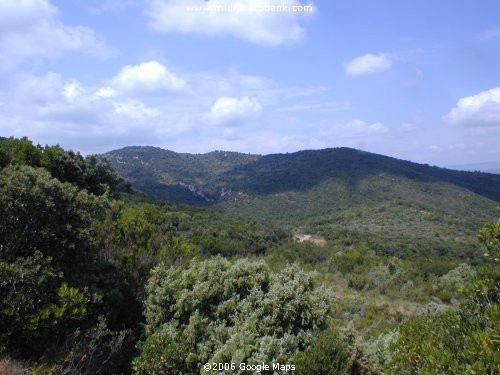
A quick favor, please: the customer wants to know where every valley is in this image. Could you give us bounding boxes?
[1,137,498,374]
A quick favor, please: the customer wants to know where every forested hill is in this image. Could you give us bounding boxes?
[106,146,500,220]
[107,146,260,204]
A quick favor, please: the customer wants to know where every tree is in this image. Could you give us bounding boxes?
[0,137,129,197]
[0,165,106,269]
[0,165,119,357]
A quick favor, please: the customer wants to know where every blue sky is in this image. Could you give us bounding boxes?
[1,0,499,167]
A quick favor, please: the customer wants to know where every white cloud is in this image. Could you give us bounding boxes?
[443,87,500,128]
[344,120,389,134]
[110,61,187,95]
[205,96,263,125]
[144,0,315,46]
[1,66,341,155]
[113,100,161,119]
[0,71,165,152]
[345,53,392,76]
[0,0,112,67]
[95,87,117,98]
[61,80,85,102]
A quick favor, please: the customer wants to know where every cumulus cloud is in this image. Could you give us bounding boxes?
[205,96,263,125]
[108,61,187,95]
[0,0,112,67]
[0,71,165,153]
[443,87,500,128]
[1,63,353,155]
[144,0,315,46]
[345,53,392,76]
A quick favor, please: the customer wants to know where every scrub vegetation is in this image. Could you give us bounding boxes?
[1,137,498,374]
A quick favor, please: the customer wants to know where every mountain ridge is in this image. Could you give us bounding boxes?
[106,146,500,206]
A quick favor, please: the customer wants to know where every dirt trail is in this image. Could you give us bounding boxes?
[293,233,327,246]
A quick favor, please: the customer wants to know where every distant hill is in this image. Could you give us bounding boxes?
[106,147,499,210]
[106,146,499,259]
[107,146,260,204]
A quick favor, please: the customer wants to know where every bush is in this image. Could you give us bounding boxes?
[389,268,499,374]
[294,327,351,375]
[133,257,331,374]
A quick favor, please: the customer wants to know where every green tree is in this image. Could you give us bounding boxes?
[0,165,106,269]
[0,136,43,168]
[0,137,129,197]
[0,165,132,359]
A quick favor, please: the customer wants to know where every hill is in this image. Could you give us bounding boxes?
[107,146,260,203]
[106,146,499,215]
[106,146,499,259]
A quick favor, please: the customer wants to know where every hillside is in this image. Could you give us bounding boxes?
[107,146,260,203]
[2,137,498,373]
[106,146,499,259]
[106,146,499,216]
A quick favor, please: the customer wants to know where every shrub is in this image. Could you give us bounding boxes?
[389,268,499,374]
[133,257,331,374]
[294,327,351,375]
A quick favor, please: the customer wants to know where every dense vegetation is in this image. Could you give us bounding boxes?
[108,145,498,261]
[134,257,330,374]
[1,137,498,374]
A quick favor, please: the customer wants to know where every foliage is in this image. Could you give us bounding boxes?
[107,145,498,263]
[134,257,331,374]
[107,146,500,206]
[294,326,351,375]
[434,263,476,303]
[107,146,260,203]
[95,200,287,289]
[309,200,487,261]
[389,268,499,374]
[0,165,105,269]
[0,143,135,367]
[0,252,60,356]
[0,136,130,196]
[2,136,499,373]
[478,205,500,260]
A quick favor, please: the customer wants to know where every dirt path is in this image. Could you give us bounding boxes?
[293,233,327,246]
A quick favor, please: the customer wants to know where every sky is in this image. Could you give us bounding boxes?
[0,0,499,167]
